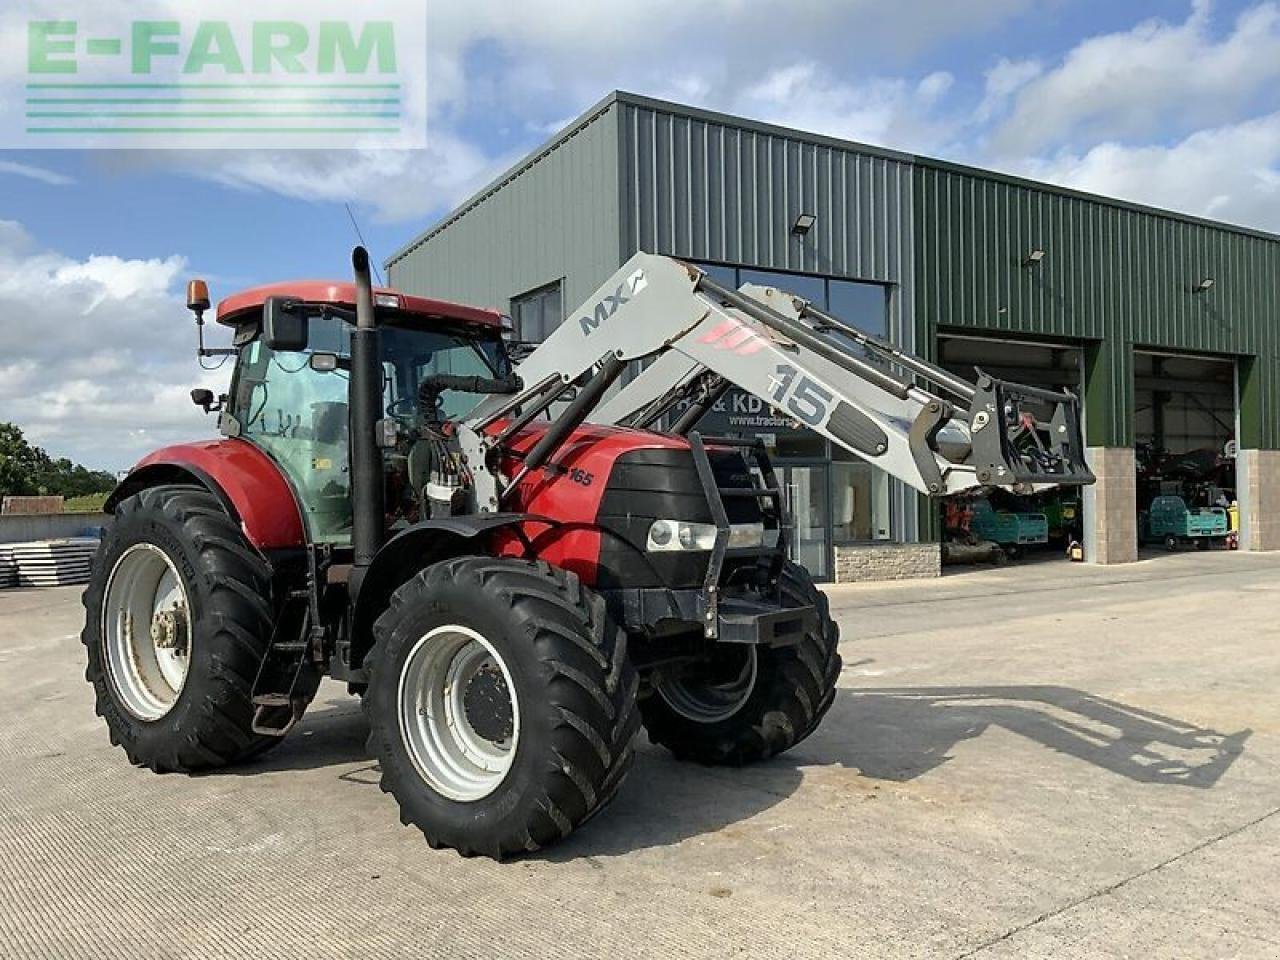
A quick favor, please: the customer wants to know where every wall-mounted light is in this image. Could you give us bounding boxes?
[1193,277,1216,293]
[1022,249,1046,268]
[791,213,817,237]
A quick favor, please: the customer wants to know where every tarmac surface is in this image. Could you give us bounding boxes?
[1,549,1277,959]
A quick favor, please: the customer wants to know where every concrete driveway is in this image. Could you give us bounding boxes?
[1,550,1277,959]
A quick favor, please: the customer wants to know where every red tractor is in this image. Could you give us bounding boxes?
[83,248,1090,857]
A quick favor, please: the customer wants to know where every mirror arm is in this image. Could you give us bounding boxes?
[195,314,237,358]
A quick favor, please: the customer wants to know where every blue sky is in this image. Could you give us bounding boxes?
[2,0,1278,470]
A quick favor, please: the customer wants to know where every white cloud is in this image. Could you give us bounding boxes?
[975,57,1042,123]
[0,222,223,471]
[75,0,1035,220]
[729,63,960,154]
[0,161,74,186]
[1016,112,1280,232]
[993,0,1280,154]
[200,132,512,223]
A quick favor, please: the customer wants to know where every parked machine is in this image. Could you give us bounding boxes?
[968,500,1049,559]
[83,249,1092,857]
[1140,495,1230,551]
[1038,491,1082,544]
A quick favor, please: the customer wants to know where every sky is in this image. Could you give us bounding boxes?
[1,0,1279,471]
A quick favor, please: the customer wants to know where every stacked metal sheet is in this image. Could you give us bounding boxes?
[0,547,15,589]
[0,538,100,588]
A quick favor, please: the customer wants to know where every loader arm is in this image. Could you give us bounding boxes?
[459,253,1092,505]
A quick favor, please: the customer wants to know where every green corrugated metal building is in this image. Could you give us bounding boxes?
[388,91,1280,579]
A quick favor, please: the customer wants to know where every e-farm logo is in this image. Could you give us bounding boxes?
[5,2,426,148]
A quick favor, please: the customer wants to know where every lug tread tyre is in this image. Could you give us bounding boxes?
[642,561,842,766]
[364,558,640,859]
[82,486,285,772]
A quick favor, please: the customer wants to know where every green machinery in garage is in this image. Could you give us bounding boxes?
[969,500,1049,558]
[1140,495,1230,551]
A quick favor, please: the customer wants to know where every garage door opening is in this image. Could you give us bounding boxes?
[938,334,1085,567]
[1134,350,1239,555]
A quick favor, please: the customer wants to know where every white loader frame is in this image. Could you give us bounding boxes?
[459,253,1092,510]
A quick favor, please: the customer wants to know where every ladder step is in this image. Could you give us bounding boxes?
[718,487,782,498]
[252,693,293,708]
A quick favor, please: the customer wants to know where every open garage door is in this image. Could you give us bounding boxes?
[1134,350,1238,554]
[938,334,1085,564]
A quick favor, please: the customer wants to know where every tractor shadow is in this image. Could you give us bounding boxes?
[812,686,1250,788]
[221,683,1249,859]
[541,684,1249,860]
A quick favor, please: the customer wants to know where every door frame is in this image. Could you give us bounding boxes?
[778,459,833,582]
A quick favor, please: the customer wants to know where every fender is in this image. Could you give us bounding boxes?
[348,513,555,670]
[105,439,305,550]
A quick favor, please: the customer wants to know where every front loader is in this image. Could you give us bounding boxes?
[83,248,1092,858]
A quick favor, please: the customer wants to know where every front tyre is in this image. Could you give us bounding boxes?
[364,558,640,859]
[643,561,842,766]
[81,486,286,772]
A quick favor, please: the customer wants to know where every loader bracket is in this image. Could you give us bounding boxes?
[968,373,1094,486]
[908,399,952,495]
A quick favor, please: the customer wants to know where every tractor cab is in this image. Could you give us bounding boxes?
[204,282,511,543]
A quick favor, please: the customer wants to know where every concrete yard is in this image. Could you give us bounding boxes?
[1,551,1277,959]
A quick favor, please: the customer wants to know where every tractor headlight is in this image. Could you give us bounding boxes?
[645,519,766,552]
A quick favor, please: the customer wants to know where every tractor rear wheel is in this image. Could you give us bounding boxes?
[643,561,842,766]
[82,486,288,772]
[364,558,640,858]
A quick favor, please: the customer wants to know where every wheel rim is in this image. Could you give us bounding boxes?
[398,625,521,803]
[102,544,192,721]
[656,647,758,724]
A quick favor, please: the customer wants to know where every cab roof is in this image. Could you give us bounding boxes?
[215,280,503,329]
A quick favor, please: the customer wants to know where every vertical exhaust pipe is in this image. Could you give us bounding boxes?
[349,247,384,599]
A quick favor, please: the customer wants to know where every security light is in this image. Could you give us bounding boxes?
[791,213,817,236]
[1022,249,1046,268]
[1194,277,1215,293]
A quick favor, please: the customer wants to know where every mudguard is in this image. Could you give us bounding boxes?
[348,513,556,669]
[105,439,306,550]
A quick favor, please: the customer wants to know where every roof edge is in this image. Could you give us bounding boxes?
[385,90,623,269]
[915,155,1280,244]
[387,89,1280,271]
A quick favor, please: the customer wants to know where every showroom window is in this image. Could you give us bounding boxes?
[832,447,893,542]
[689,262,895,548]
[511,281,563,342]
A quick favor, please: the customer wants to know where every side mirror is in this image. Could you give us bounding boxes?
[190,389,223,414]
[263,296,309,352]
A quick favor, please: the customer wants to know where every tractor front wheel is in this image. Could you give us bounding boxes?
[82,486,289,772]
[364,558,640,858]
[643,561,842,766]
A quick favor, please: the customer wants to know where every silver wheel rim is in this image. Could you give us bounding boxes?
[398,625,521,803]
[102,544,192,721]
[656,647,758,723]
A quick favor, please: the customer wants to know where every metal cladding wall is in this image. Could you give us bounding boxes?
[385,103,622,316]
[614,95,919,538]
[913,160,1280,448]
[615,95,916,347]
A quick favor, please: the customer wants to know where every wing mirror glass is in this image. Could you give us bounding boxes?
[262,296,309,352]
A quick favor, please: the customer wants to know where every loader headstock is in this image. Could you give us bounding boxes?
[966,373,1094,489]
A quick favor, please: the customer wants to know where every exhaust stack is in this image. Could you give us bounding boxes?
[348,246,385,598]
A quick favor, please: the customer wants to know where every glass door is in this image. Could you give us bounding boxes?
[781,463,831,581]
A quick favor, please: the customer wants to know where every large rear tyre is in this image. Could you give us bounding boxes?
[364,558,640,859]
[81,486,288,772]
[643,561,842,766]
